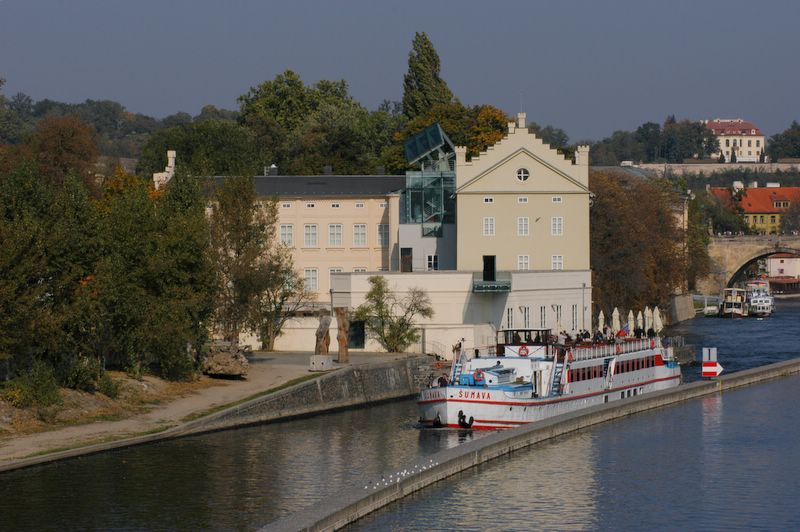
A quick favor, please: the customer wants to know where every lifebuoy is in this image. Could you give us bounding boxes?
[473,369,485,382]
[518,345,529,357]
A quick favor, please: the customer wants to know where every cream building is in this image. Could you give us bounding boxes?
[456,112,591,274]
[702,118,765,163]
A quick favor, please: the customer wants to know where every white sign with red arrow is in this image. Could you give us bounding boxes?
[701,347,724,378]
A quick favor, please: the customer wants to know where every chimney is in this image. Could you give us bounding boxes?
[517,112,526,129]
[323,165,333,175]
[268,164,278,176]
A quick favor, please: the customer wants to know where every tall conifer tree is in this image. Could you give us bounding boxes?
[402,32,455,120]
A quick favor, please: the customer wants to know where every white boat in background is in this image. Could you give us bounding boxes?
[720,288,747,318]
[418,328,682,430]
[745,279,774,317]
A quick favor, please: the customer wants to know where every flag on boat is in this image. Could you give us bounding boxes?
[617,323,630,337]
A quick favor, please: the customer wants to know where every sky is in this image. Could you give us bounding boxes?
[1,0,798,141]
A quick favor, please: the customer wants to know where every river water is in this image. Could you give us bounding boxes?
[2,301,799,531]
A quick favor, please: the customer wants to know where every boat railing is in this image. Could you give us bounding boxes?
[569,337,662,362]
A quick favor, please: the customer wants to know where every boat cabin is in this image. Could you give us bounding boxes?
[496,328,552,357]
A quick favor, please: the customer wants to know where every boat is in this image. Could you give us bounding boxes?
[418,328,682,430]
[719,288,747,318]
[745,279,774,317]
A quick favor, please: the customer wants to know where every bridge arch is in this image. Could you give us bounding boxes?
[697,236,800,294]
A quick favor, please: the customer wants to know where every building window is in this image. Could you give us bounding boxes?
[328,224,342,247]
[518,255,529,270]
[280,224,294,246]
[552,255,564,270]
[304,224,318,247]
[506,307,514,328]
[354,267,367,273]
[756,140,761,147]
[304,268,318,291]
[329,267,342,284]
[518,217,529,236]
[331,203,340,209]
[379,202,387,208]
[353,224,367,247]
[771,215,776,224]
[725,139,730,147]
[377,224,389,247]
[355,202,365,209]
[552,196,563,204]
[427,255,439,271]
[522,306,531,328]
[483,217,495,236]
[516,168,529,182]
[555,304,562,324]
[483,196,494,204]
[572,304,578,331]
[281,202,291,209]
[748,140,752,147]
[539,306,547,328]
[305,202,315,209]
[518,196,528,204]
[551,216,564,236]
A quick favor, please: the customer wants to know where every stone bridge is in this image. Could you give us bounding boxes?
[696,235,800,294]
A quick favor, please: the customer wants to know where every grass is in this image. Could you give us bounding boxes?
[181,373,321,422]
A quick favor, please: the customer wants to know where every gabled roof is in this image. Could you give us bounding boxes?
[703,118,763,136]
[213,175,406,198]
[709,186,800,214]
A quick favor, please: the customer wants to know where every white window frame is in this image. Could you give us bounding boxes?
[551,255,564,270]
[427,254,439,271]
[355,202,365,209]
[353,224,367,247]
[552,196,563,204]
[303,224,318,247]
[483,217,495,236]
[353,267,367,273]
[572,304,578,331]
[539,306,546,328]
[518,216,529,236]
[331,203,340,209]
[328,223,342,247]
[522,306,531,328]
[377,224,389,247]
[281,202,291,209]
[304,268,318,291]
[379,202,387,208]
[329,267,342,285]
[518,196,528,204]
[516,168,529,182]
[551,216,564,236]
[483,196,494,204]
[279,224,294,246]
[506,307,514,328]
[518,254,529,271]
[305,202,315,209]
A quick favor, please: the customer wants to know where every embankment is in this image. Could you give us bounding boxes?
[263,357,800,532]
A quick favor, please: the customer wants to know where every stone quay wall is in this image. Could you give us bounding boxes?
[176,356,438,436]
[264,357,800,532]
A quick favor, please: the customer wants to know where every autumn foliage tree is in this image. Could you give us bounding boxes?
[589,170,688,314]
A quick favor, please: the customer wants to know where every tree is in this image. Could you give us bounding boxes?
[354,276,433,352]
[767,121,800,161]
[402,32,456,120]
[780,201,800,233]
[529,122,570,149]
[249,241,313,351]
[208,176,274,343]
[27,115,98,187]
[589,170,687,313]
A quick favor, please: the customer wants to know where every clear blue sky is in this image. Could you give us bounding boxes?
[1,0,797,141]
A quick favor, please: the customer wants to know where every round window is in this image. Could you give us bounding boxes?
[516,168,530,182]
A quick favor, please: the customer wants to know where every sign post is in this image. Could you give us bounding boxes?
[701,347,724,378]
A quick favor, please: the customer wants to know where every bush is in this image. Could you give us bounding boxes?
[1,360,61,408]
[97,371,120,399]
[61,356,103,391]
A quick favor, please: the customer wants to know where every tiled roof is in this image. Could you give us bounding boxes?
[709,186,800,214]
[212,175,406,198]
[769,252,799,259]
[703,118,762,136]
